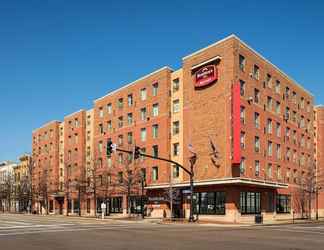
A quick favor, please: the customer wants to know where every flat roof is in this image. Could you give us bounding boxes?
[182,34,313,97]
[94,66,174,103]
[64,109,85,119]
[32,120,61,133]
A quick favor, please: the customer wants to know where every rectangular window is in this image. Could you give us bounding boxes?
[239,54,245,71]
[140,88,147,101]
[173,78,180,92]
[118,98,123,109]
[98,141,103,153]
[173,121,180,135]
[266,74,272,88]
[255,160,260,177]
[268,141,273,156]
[254,88,260,104]
[152,82,158,96]
[240,131,245,149]
[275,80,281,94]
[240,80,245,96]
[255,112,260,128]
[267,163,272,178]
[173,143,180,156]
[99,123,103,134]
[276,122,281,137]
[118,116,123,128]
[276,195,291,213]
[240,157,245,174]
[255,136,260,153]
[240,106,245,124]
[193,192,226,215]
[140,107,147,121]
[152,166,158,181]
[267,96,272,111]
[127,94,133,107]
[173,99,180,113]
[152,103,159,117]
[140,128,146,142]
[118,135,123,146]
[240,192,261,214]
[267,119,272,134]
[253,65,260,80]
[152,124,159,139]
[152,145,159,158]
[127,132,133,144]
[276,144,281,160]
[99,107,104,118]
[127,113,133,125]
[107,121,112,131]
[107,103,112,114]
[173,164,180,178]
[275,101,281,114]
[118,172,123,183]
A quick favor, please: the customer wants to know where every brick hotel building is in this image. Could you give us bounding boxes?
[32,35,324,222]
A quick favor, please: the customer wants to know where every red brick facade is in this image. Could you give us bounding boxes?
[31,35,322,222]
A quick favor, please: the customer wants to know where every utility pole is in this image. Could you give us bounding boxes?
[107,142,196,223]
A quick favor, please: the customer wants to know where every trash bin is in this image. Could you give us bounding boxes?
[255,214,263,224]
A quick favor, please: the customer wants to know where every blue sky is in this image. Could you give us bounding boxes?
[0,0,323,162]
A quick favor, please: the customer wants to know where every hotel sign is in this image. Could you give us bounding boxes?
[195,65,218,88]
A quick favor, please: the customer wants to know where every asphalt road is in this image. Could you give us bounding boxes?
[1,214,324,250]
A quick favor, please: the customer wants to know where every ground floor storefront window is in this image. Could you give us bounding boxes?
[193,192,225,215]
[276,194,291,213]
[130,196,147,214]
[96,197,123,214]
[240,192,261,214]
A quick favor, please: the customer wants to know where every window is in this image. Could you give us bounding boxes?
[239,54,245,71]
[255,136,260,153]
[267,96,272,111]
[152,124,159,139]
[255,160,260,177]
[292,91,297,104]
[254,88,260,103]
[152,166,158,181]
[140,107,147,121]
[193,192,226,215]
[254,112,260,128]
[253,65,260,80]
[99,123,104,134]
[117,98,123,109]
[276,122,281,137]
[152,103,159,117]
[107,121,112,132]
[275,101,281,114]
[152,145,159,158]
[118,153,123,164]
[118,172,123,183]
[276,165,281,180]
[240,106,245,124]
[118,116,123,128]
[266,74,272,88]
[152,82,158,96]
[268,141,273,156]
[240,157,245,174]
[240,131,245,149]
[173,164,180,178]
[275,80,281,94]
[118,135,123,146]
[240,80,245,96]
[173,99,180,113]
[267,163,272,178]
[240,192,261,214]
[140,128,146,142]
[99,107,104,118]
[173,78,180,92]
[285,86,290,99]
[267,119,272,134]
[276,195,291,213]
[127,113,133,125]
[98,141,103,153]
[173,143,180,156]
[107,103,112,114]
[173,121,180,135]
[140,88,147,101]
[276,144,281,160]
[127,94,133,107]
[300,97,305,109]
[127,132,133,144]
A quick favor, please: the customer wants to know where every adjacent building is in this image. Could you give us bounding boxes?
[31,34,323,222]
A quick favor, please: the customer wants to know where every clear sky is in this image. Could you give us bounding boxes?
[0,0,323,162]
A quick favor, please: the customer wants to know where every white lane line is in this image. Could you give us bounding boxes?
[261,227,324,235]
[0,220,32,225]
[0,224,142,236]
[0,224,77,230]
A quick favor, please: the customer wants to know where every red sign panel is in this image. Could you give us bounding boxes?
[195,65,218,88]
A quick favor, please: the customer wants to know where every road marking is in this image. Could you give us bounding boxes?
[0,223,77,230]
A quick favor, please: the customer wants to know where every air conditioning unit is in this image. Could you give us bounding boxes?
[247,96,253,104]
[249,72,253,78]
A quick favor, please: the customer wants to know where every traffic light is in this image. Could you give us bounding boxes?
[107,139,113,157]
[133,146,141,160]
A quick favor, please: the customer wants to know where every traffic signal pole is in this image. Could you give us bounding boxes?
[112,147,195,222]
